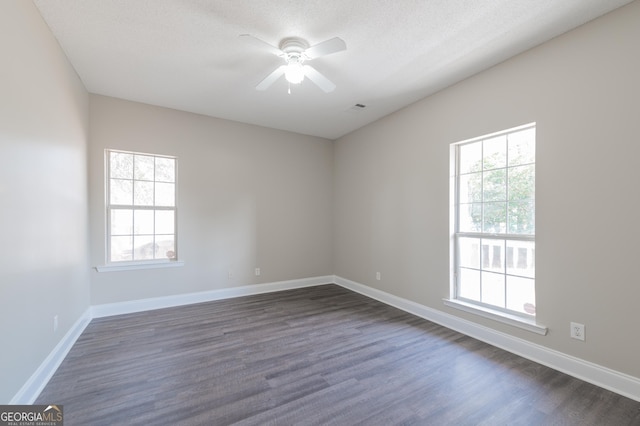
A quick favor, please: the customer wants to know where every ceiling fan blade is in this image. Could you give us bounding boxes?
[304,37,346,59]
[256,65,286,90]
[239,34,283,57]
[302,65,336,93]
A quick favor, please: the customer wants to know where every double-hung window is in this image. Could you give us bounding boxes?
[452,123,536,319]
[106,150,177,264]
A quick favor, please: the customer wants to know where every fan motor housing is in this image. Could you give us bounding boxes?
[279,37,309,55]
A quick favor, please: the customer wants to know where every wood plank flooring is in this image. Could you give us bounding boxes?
[36,284,640,425]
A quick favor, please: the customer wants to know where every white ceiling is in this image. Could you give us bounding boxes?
[33,0,633,140]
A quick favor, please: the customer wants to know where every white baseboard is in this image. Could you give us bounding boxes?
[10,309,92,404]
[15,275,640,405]
[91,275,334,318]
[12,276,333,404]
[333,275,640,402]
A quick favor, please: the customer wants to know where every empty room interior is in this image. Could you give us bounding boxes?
[2,0,640,424]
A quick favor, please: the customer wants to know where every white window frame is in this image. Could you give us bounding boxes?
[446,123,546,334]
[98,149,183,272]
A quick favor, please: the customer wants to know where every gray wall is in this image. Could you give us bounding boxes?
[0,2,90,403]
[88,96,334,305]
[333,1,640,378]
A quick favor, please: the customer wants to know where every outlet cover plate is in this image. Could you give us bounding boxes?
[570,322,585,341]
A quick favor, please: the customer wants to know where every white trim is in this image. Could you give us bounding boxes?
[443,298,547,335]
[91,276,333,318]
[333,275,640,402]
[95,260,185,272]
[10,309,92,404]
[15,276,640,405]
[11,276,331,404]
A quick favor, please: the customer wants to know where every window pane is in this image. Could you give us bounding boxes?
[459,141,482,174]
[459,203,482,232]
[110,179,133,205]
[134,155,155,180]
[508,200,534,234]
[453,125,535,318]
[134,210,154,235]
[155,210,174,235]
[481,239,505,273]
[110,152,133,179]
[110,209,132,236]
[133,236,155,260]
[506,240,535,278]
[483,135,506,170]
[483,202,506,233]
[156,235,175,260]
[111,236,132,261]
[155,182,175,207]
[107,150,178,263]
[458,237,480,269]
[459,172,482,204]
[506,276,535,314]
[155,157,175,182]
[459,268,480,301]
[508,165,534,201]
[481,271,505,308]
[508,128,535,166]
[483,169,506,202]
[134,181,154,206]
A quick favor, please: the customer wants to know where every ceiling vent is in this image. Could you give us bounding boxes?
[347,103,367,112]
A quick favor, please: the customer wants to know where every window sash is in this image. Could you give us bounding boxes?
[452,124,535,318]
[454,234,535,317]
[106,150,177,264]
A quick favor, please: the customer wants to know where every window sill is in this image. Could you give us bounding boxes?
[443,298,547,335]
[95,260,185,273]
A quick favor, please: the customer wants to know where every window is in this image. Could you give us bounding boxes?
[106,150,177,264]
[452,124,535,318]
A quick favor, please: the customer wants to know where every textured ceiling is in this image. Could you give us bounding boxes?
[33,0,633,140]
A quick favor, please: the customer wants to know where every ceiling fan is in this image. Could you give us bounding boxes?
[240,34,346,93]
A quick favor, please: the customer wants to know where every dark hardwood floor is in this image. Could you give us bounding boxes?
[36,284,640,425]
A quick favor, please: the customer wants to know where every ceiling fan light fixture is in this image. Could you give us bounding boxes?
[242,34,346,93]
[284,60,305,85]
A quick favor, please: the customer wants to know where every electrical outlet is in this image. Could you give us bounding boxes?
[53,315,59,333]
[570,322,585,341]
[255,267,261,276]
[376,272,381,281]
